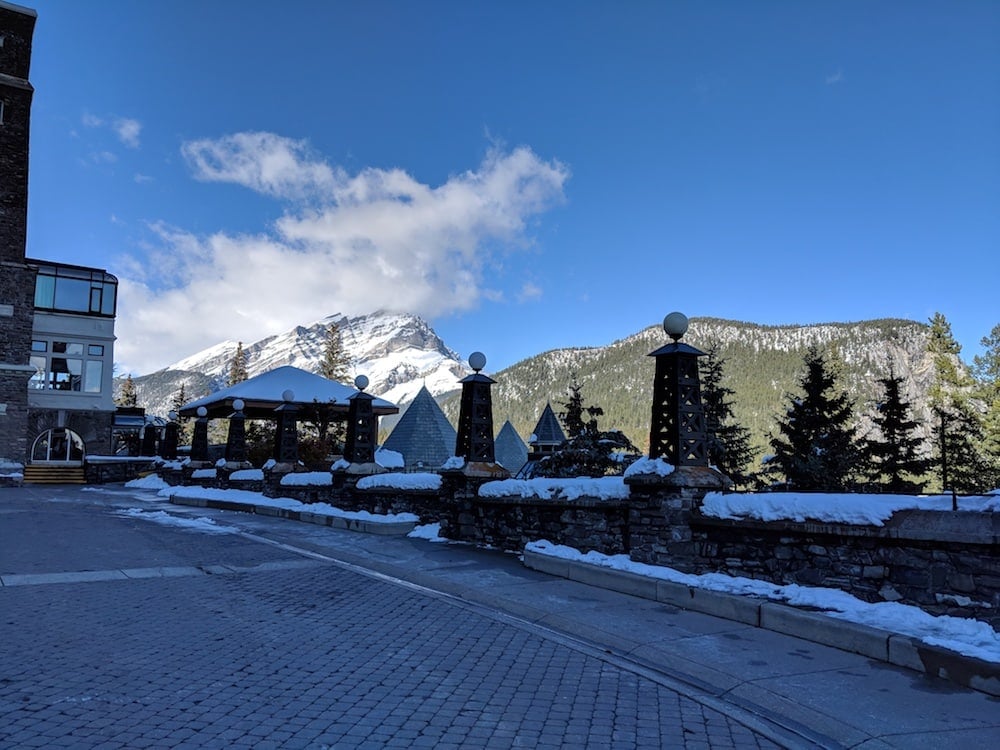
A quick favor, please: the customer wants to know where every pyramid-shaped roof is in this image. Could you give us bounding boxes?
[494,420,528,473]
[530,402,566,446]
[382,385,457,469]
[178,366,397,419]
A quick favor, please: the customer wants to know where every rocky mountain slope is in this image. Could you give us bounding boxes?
[125,314,943,463]
[441,317,939,457]
[125,312,469,418]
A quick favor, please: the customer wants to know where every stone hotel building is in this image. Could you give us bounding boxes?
[1,1,117,475]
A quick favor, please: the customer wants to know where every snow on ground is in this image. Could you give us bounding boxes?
[479,476,629,501]
[527,540,1000,664]
[356,473,441,491]
[623,457,675,477]
[126,475,172,490]
[161,486,418,523]
[702,491,1000,526]
[408,522,448,542]
[115,508,239,535]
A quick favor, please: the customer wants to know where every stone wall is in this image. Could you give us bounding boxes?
[689,511,1000,628]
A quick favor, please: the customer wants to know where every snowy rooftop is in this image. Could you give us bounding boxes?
[178,366,398,418]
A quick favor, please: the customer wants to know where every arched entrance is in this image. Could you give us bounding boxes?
[31,428,85,465]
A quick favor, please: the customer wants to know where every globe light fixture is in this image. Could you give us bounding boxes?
[469,351,487,372]
[281,389,295,402]
[663,311,689,342]
[355,374,370,391]
[232,398,245,412]
[196,406,207,418]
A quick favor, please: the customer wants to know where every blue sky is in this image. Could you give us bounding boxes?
[24,1,1000,375]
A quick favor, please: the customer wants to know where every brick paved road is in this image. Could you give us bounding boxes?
[0,490,782,749]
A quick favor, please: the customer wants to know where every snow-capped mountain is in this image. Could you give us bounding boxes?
[127,312,471,416]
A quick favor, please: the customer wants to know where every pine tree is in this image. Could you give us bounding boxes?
[768,346,859,491]
[700,345,756,488]
[558,375,602,438]
[227,342,249,386]
[170,383,191,445]
[116,374,138,407]
[927,312,990,493]
[973,323,1000,488]
[320,322,350,383]
[535,377,638,477]
[860,370,932,493]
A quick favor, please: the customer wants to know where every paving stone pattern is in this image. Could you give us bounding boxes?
[1,563,778,749]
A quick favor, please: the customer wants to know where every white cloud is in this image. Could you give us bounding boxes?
[82,113,142,148]
[133,173,153,184]
[115,118,142,148]
[517,282,543,302]
[825,70,844,85]
[181,131,337,200]
[114,136,569,373]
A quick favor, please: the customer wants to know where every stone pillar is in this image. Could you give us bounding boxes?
[160,412,179,460]
[648,312,709,466]
[272,390,299,463]
[344,376,377,464]
[190,407,209,462]
[225,399,248,464]
[140,422,157,457]
[454,352,507,479]
[628,312,731,570]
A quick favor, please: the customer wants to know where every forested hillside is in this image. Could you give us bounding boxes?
[442,317,937,460]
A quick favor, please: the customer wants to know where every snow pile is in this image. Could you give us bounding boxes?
[527,540,1000,663]
[125,475,171,490]
[116,508,238,535]
[0,460,24,471]
[441,456,465,470]
[479,476,629,501]
[331,459,350,471]
[623,456,675,478]
[357,472,442,491]
[160,486,418,523]
[702,492,1000,526]
[375,447,404,469]
[229,469,264,481]
[408,522,449,542]
[280,471,332,486]
[191,469,216,479]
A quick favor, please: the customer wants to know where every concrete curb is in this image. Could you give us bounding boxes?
[522,549,1000,698]
[169,495,417,536]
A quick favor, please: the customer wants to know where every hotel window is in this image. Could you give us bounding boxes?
[31,263,118,317]
[28,338,107,394]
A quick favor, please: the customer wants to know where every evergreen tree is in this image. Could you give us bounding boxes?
[320,322,350,383]
[558,375,603,438]
[768,346,859,491]
[116,374,138,407]
[227,342,249,386]
[315,322,350,453]
[973,323,1000,487]
[536,377,639,477]
[170,383,192,445]
[927,312,990,493]
[861,370,932,493]
[700,345,756,488]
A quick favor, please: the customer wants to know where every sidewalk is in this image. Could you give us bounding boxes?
[165,490,1000,749]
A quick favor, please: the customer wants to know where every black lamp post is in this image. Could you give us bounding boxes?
[191,406,209,461]
[648,312,709,466]
[140,421,157,457]
[344,375,377,464]
[455,352,496,463]
[225,398,248,463]
[273,390,299,463]
[160,411,179,460]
